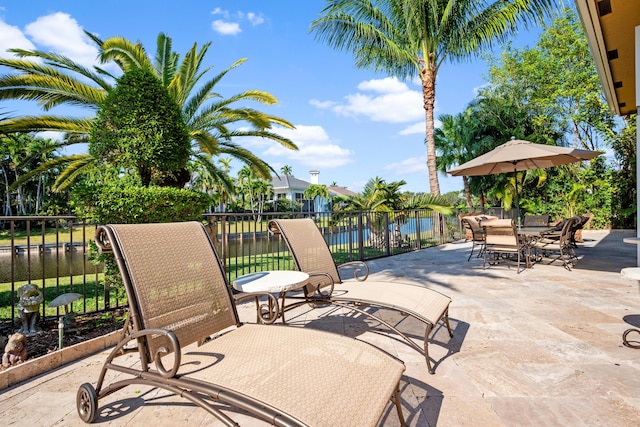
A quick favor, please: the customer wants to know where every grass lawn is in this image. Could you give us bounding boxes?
[0,274,121,322]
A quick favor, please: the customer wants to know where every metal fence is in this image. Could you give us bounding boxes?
[0,210,464,327]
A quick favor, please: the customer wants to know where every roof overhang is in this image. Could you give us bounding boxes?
[575,0,640,116]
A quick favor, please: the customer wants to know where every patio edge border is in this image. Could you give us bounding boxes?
[0,329,121,391]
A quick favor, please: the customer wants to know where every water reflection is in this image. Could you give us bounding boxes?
[0,248,102,283]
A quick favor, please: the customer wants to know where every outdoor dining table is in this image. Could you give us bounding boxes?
[517,226,556,268]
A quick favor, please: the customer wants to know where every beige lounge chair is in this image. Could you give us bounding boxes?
[76,222,406,426]
[268,218,453,374]
[461,216,485,261]
[482,219,528,273]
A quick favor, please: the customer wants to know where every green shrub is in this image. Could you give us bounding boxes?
[89,68,190,187]
[73,184,211,294]
[73,184,211,224]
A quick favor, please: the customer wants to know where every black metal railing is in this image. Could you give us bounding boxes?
[0,210,464,327]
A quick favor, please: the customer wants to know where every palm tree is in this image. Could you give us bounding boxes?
[216,157,233,212]
[435,110,490,212]
[303,183,330,214]
[0,32,297,189]
[311,0,554,195]
[334,176,451,247]
[280,165,293,176]
[236,165,254,211]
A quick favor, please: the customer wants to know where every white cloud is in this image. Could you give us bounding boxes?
[211,8,229,18]
[246,12,265,26]
[247,125,354,169]
[398,118,442,135]
[210,9,264,36]
[212,20,241,35]
[398,122,424,136]
[0,19,36,58]
[24,13,99,68]
[309,99,337,109]
[357,76,409,94]
[383,155,427,175]
[36,131,64,141]
[312,76,423,124]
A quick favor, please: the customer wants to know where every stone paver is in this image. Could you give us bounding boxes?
[1,229,639,426]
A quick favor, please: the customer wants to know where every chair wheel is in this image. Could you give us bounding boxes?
[77,382,98,423]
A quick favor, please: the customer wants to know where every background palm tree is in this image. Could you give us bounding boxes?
[0,32,297,190]
[435,110,491,211]
[303,183,330,214]
[311,0,555,194]
[280,165,293,176]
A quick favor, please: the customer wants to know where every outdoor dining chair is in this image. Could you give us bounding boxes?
[530,216,580,270]
[76,222,406,426]
[482,219,528,273]
[461,216,485,261]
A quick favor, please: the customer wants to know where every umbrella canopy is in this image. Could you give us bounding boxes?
[447,139,602,226]
[447,139,602,177]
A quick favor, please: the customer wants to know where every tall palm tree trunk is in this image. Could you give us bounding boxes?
[2,166,11,216]
[463,176,473,212]
[421,67,440,196]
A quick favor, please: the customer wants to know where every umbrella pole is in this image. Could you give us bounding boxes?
[514,165,521,228]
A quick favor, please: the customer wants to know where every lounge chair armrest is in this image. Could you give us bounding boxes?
[95,226,113,253]
[337,261,369,281]
[233,292,280,324]
[306,271,335,297]
[107,328,181,378]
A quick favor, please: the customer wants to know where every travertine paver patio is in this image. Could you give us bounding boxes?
[1,229,639,426]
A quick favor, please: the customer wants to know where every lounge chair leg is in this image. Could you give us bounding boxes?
[623,328,640,348]
[392,385,407,426]
[443,310,453,338]
[424,324,435,374]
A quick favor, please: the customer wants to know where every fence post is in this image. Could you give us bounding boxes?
[384,212,391,256]
[357,212,365,261]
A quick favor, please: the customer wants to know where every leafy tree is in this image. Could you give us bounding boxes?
[311,0,555,194]
[435,109,491,212]
[1,133,61,216]
[333,177,451,246]
[471,9,617,223]
[485,8,613,151]
[605,115,635,228]
[0,32,297,190]
[90,68,190,186]
[304,183,330,213]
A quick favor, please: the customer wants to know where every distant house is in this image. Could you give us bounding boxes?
[271,170,355,212]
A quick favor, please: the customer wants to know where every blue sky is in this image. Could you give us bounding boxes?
[0,0,546,194]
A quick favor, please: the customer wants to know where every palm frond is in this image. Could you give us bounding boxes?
[99,37,153,72]
[0,115,93,134]
[154,33,179,87]
[181,57,247,120]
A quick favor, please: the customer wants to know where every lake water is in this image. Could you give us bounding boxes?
[0,248,102,283]
[3,217,434,282]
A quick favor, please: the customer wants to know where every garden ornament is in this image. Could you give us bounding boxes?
[17,284,44,336]
[2,332,27,368]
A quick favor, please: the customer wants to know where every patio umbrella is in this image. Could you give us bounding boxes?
[447,139,602,224]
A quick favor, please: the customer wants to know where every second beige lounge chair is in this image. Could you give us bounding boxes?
[269,218,453,374]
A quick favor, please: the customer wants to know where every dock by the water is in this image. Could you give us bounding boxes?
[0,242,85,255]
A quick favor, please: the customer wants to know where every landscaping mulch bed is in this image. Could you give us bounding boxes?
[1,310,126,371]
